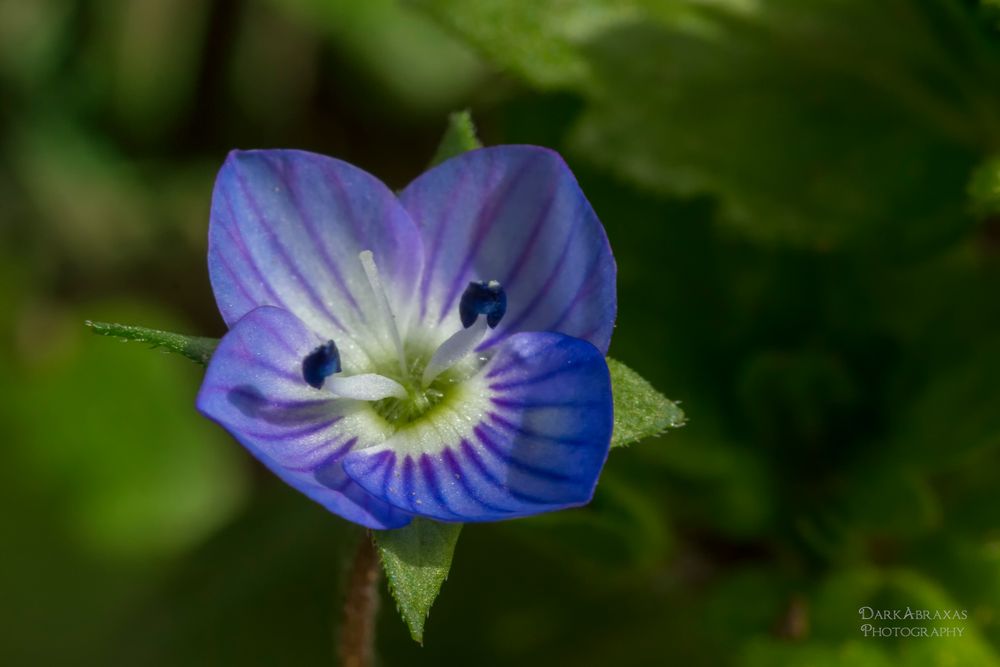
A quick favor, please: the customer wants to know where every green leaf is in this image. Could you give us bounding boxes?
[417,0,992,253]
[86,320,219,365]
[412,0,627,88]
[969,155,1000,217]
[373,519,462,644]
[608,357,685,448]
[10,301,248,560]
[571,2,985,252]
[263,0,483,114]
[891,338,1000,467]
[429,109,482,167]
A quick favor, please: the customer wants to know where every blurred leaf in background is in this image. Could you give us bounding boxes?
[418,0,1000,252]
[0,297,250,664]
[7,301,248,559]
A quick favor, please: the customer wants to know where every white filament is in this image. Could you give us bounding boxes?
[326,373,408,401]
[358,250,408,377]
[421,317,488,387]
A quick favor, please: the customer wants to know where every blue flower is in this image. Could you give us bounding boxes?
[196,146,617,529]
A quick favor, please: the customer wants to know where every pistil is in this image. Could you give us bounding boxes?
[358,250,408,378]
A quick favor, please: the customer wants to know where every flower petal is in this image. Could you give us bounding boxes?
[341,332,613,522]
[196,306,412,529]
[208,149,424,370]
[399,146,617,354]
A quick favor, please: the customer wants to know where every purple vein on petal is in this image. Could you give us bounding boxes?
[401,456,416,504]
[461,438,558,506]
[232,168,348,332]
[484,361,526,380]
[296,436,358,474]
[441,447,510,514]
[437,157,534,324]
[459,439,503,488]
[288,436,356,473]
[490,397,605,411]
[499,185,559,291]
[321,160,390,327]
[326,435,359,460]
[236,416,342,443]
[220,385,336,412]
[320,161,362,249]
[484,348,535,379]
[460,438,556,506]
[474,425,572,482]
[213,244,262,309]
[345,448,391,482]
[329,474,354,493]
[415,165,472,322]
[488,363,580,392]
[478,207,584,350]
[252,313,305,357]
[218,192,288,312]
[548,250,605,333]
[488,412,589,448]
[419,454,460,518]
[266,155,366,321]
[231,360,300,385]
[375,451,397,498]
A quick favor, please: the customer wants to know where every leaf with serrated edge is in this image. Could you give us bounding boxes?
[86,320,219,365]
[373,519,461,644]
[608,357,685,448]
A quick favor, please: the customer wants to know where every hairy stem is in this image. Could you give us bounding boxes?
[338,532,381,667]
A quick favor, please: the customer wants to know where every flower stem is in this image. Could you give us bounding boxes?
[338,532,381,667]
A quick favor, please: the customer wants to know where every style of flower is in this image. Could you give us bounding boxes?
[196,146,617,529]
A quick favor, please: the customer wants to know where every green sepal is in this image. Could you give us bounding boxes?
[85,320,219,366]
[373,519,462,644]
[608,357,685,448]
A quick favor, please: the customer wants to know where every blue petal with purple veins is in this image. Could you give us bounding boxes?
[208,149,424,370]
[196,306,413,529]
[340,332,613,522]
[399,146,617,354]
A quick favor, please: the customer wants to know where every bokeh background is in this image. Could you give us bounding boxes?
[3,0,1000,665]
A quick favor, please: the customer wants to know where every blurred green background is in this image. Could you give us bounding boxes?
[3,0,1000,664]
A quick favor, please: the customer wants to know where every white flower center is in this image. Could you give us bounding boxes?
[305,250,503,428]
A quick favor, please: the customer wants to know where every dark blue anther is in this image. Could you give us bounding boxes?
[302,340,341,389]
[459,280,507,329]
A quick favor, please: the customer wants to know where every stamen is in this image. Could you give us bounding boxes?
[302,340,341,389]
[358,250,408,376]
[460,280,507,329]
[302,338,406,400]
[422,280,507,387]
[421,317,488,387]
[326,374,408,401]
